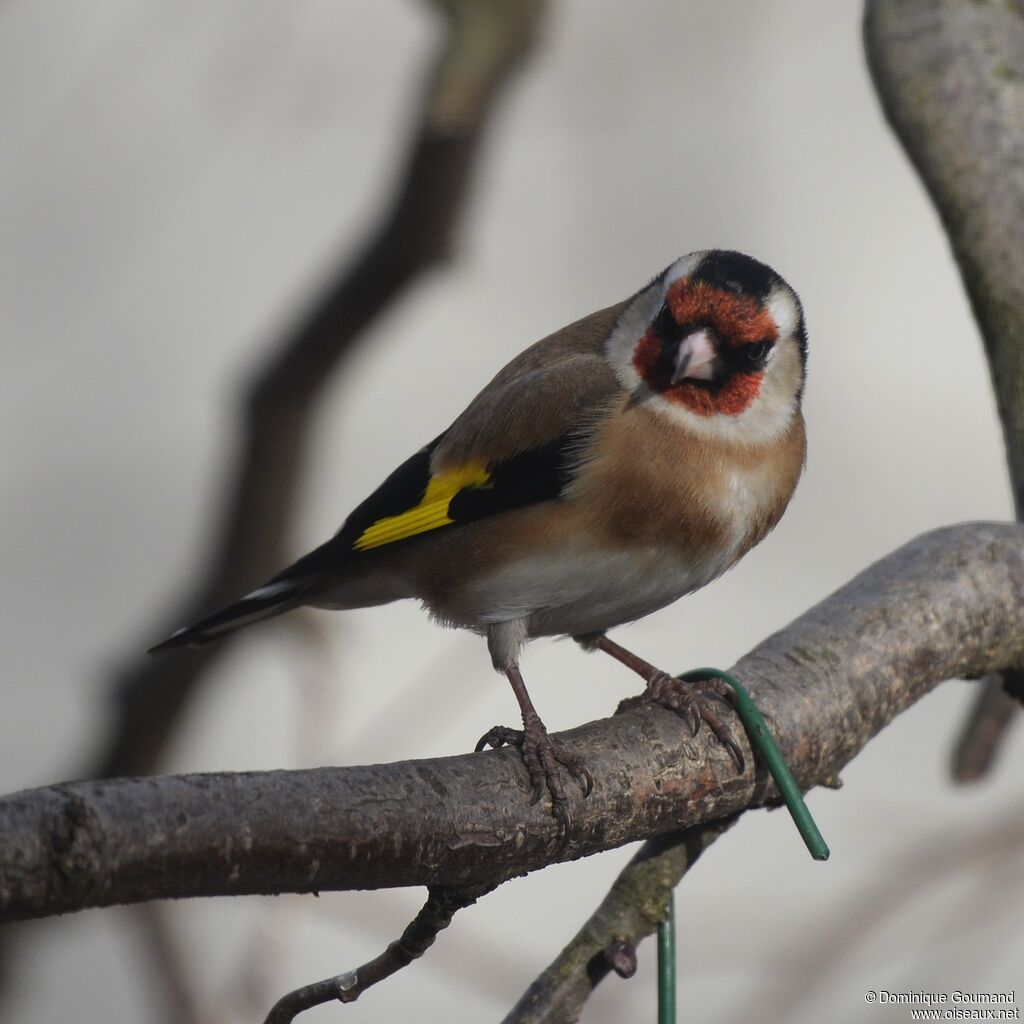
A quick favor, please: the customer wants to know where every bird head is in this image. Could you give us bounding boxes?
[607,250,807,442]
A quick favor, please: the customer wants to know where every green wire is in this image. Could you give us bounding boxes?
[657,891,676,1024]
[680,668,830,861]
[653,669,828,1022]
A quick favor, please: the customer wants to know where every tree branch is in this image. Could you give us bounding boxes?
[264,885,492,1023]
[864,0,1024,776]
[95,0,547,780]
[865,0,1024,515]
[951,672,1021,781]
[3,522,1022,923]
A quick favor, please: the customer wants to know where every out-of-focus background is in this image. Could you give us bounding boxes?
[1,2,1021,1022]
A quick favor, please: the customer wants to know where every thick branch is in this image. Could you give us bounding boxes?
[864,0,1024,776]
[96,0,546,779]
[3,522,1022,923]
[865,0,1024,513]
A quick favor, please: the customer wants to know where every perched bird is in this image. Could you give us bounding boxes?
[152,249,808,827]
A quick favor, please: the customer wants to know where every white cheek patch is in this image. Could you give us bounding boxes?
[605,280,661,391]
[766,284,800,341]
[605,252,712,391]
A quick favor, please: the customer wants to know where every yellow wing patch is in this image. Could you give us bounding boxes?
[353,461,491,551]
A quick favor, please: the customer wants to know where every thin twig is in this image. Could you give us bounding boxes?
[263,885,492,1023]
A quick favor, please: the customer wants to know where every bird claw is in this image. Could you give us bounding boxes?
[617,671,746,773]
[475,719,592,828]
[475,725,522,753]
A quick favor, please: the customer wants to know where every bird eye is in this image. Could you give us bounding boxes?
[739,340,773,369]
[653,304,678,341]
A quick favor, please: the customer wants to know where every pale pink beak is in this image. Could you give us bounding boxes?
[671,327,719,384]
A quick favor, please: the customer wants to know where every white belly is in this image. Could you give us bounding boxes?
[443,542,736,639]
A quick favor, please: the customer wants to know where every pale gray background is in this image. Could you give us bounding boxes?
[1,2,1021,1022]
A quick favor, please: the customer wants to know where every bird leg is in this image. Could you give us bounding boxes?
[578,633,745,772]
[475,665,593,829]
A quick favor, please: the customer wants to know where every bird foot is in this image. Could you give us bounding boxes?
[617,671,745,772]
[476,717,593,829]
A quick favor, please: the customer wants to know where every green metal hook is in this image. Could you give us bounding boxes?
[680,667,830,861]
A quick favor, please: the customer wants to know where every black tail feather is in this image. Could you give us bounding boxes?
[148,582,304,655]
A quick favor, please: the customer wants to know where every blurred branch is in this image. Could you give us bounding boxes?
[61,6,547,1023]
[952,673,1021,782]
[133,904,207,1024]
[719,810,1024,1024]
[3,523,1022,923]
[94,0,547,780]
[864,0,1024,778]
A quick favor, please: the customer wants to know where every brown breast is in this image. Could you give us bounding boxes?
[566,400,806,563]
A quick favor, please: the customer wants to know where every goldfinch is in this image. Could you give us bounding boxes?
[152,250,808,827]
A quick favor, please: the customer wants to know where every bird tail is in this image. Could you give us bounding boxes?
[148,580,305,654]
